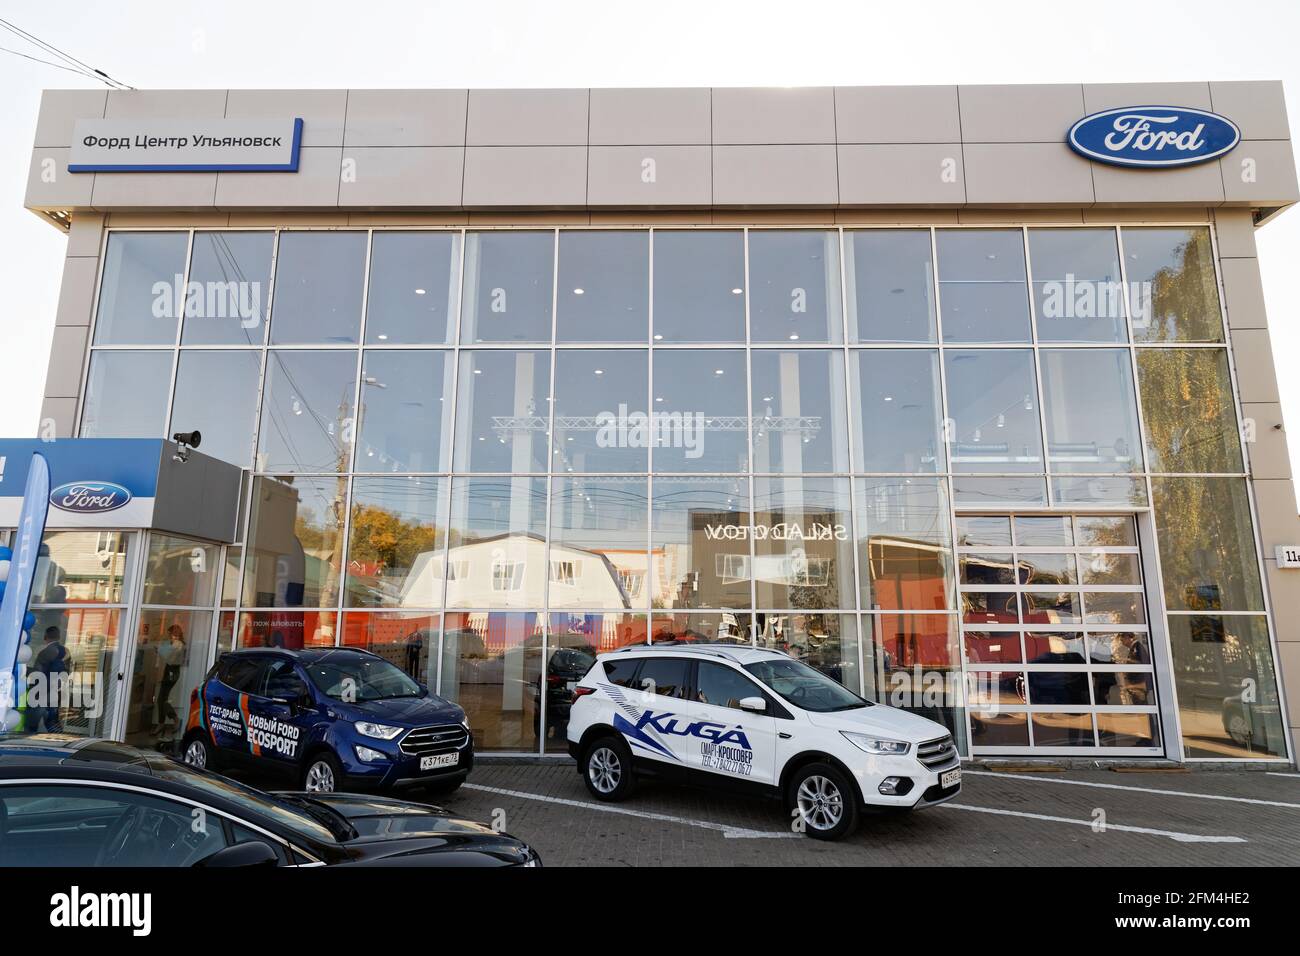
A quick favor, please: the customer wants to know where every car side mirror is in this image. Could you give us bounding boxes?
[739,696,767,713]
[196,841,278,868]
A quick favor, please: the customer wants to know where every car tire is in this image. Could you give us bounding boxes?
[787,762,859,841]
[581,735,635,802]
[302,752,343,793]
[182,733,220,772]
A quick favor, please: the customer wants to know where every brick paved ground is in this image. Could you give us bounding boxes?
[422,761,1300,867]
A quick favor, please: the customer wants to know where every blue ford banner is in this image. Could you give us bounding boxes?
[0,438,159,528]
[0,453,49,727]
[1067,106,1240,168]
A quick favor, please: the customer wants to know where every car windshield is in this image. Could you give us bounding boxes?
[303,652,423,702]
[744,659,871,713]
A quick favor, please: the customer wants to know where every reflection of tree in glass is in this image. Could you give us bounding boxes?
[347,506,441,573]
[1134,228,1221,343]
[1152,478,1262,613]
[1138,349,1241,474]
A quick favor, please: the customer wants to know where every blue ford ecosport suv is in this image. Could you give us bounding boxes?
[181,647,473,795]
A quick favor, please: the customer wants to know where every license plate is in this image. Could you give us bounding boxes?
[941,768,961,789]
[420,753,459,771]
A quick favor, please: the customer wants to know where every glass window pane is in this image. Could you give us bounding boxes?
[171,350,261,467]
[460,231,553,344]
[1016,553,1077,586]
[1023,591,1083,625]
[1029,228,1127,343]
[341,611,438,688]
[651,476,752,611]
[651,349,748,473]
[961,553,1016,585]
[1040,349,1142,475]
[855,477,952,611]
[1168,614,1285,758]
[845,229,936,343]
[33,531,133,604]
[556,230,648,342]
[1031,712,1095,746]
[345,477,447,609]
[356,350,452,473]
[748,230,843,343]
[850,349,943,473]
[756,612,860,691]
[181,231,273,345]
[269,232,367,344]
[1123,226,1223,343]
[652,611,753,645]
[652,231,745,343]
[962,591,1019,625]
[1080,552,1141,586]
[1097,712,1159,748]
[143,533,219,606]
[1152,477,1263,612]
[1138,348,1242,473]
[1087,632,1152,664]
[453,350,551,473]
[440,611,542,751]
[943,350,1042,473]
[751,476,854,610]
[871,613,963,744]
[365,232,459,345]
[1092,671,1154,707]
[549,477,649,610]
[243,476,345,609]
[750,350,849,474]
[447,477,548,609]
[94,232,189,345]
[1075,515,1137,548]
[237,610,337,649]
[964,631,1021,664]
[955,515,1011,548]
[123,608,213,753]
[970,711,1029,748]
[222,547,241,608]
[1014,516,1073,547]
[81,351,171,438]
[1023,630,1085,660]
[1083,592,1146,626]
[937,229,1031,343]
[1050,476,1148,507]
[951,476,1048,507]
[1027,671,1090,706]
[553,349,649,472]
[256,350,358,473]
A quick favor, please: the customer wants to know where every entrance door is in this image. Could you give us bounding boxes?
[957,514,1161,756]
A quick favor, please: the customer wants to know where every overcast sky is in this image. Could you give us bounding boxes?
[0,0,1296,480]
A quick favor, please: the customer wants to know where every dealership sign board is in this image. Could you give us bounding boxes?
[1067,106,1240,168]
[69,118,303,172]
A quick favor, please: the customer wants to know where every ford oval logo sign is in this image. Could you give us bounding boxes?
[1068,106,1240,168]
[49,481,133,514]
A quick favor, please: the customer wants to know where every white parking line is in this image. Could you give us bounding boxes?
[963,769,1300,809]
[1266,772,1300,779]
[940,802,1245,844]
[463,783,800,839]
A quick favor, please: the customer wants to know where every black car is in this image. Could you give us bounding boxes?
[0,735,540,867]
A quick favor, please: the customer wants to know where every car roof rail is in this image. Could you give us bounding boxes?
[606,642,748,664]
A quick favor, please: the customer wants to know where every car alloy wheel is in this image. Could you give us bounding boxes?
[588,746,622,794]
[796,774,844,832]
[305,759,337,793]
[183,740,207,770]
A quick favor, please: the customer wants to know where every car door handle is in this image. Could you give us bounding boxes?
[778,732,793,740]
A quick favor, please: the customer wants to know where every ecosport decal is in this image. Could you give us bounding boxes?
[48,481,132,514]
[600,683,756,776]
[1067,106,1240,168]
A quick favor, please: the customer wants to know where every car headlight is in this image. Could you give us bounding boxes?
[355,745,388,763]
[355,721,402,740]
[841,732,910,756]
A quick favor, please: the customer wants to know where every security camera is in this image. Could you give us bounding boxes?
[172,430,202,463]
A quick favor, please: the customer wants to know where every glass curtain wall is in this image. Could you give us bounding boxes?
[74,224,1287,759]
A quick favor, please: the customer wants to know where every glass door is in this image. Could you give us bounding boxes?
[957,514,1162,755]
